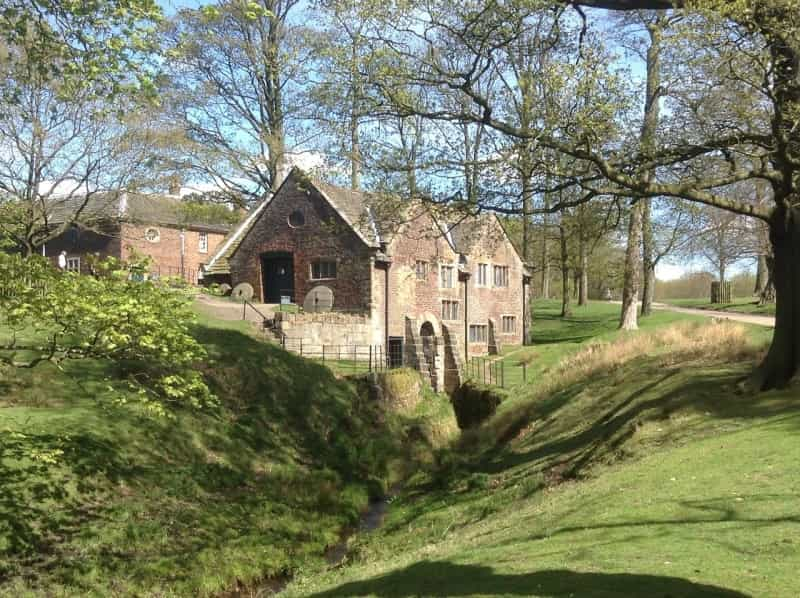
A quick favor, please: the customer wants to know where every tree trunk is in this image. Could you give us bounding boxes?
[560,224,572,318]
[641,198,655,316]
[638,19,661,319]
[757,207,800,389]
[541,197,551,299]
[578,227,588,306]
[619,201,643,331]
[755,254,769,295]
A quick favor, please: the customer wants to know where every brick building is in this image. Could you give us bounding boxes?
[205,169,531,391]
[43,192,232,283]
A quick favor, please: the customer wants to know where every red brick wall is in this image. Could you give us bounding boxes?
[383,207,461,343]
[120,223,226,283]
[382,209,524,357]
[228,178,374,307]
[461,217,525,355]
[43,225,121,274]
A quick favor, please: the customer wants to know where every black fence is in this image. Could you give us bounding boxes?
[464,355,531,389]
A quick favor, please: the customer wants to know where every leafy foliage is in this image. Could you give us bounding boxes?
[0,253,213,412]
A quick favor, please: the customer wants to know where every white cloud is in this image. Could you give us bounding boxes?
[655,262,686,281]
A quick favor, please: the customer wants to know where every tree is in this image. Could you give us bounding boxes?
[362,0,800,388]
[0,39,153,255]
[163,0,302,206]
[1,0,161,99]
[0,254,213,414]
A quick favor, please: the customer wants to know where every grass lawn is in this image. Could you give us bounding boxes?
[285,303,798,598]
[666,297,777,317]
[479,299,769,391]
[0,309,454,596]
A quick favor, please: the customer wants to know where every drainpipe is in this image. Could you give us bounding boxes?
[463,274,469,359]
[180,229,185,281]
[384,262,390,356]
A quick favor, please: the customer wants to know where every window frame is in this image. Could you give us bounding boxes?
[440,264,455,289]
[144,227,160,243]
[198,231,209,254]
[66,256,80,272]
[415,260,428,281]
[310,259,337,280]
[501,315,517,334]
[441,299,459,321]
[493,265,509,288]
[469,324,488,343]
[476,262,489,286]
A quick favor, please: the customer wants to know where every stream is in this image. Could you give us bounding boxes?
[221,492,395,597]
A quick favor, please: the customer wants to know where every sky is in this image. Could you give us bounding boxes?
[150,1,756,281]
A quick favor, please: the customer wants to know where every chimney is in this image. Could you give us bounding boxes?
[168,174,181,196]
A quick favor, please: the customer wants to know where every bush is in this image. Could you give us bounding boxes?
[0,253,214,414]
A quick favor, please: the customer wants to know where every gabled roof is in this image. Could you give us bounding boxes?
[44,191,234,234]
[203,194,272,276]
[203,168,525,276]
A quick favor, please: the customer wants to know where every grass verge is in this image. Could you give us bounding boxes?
[284,305,798,598]
[0,310,454,596]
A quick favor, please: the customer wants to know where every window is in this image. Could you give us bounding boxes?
[415,260,428,280]
[469,324,488,343]
[493,265,509,287]
[288,210,305,227]
[440,265,455,288]
[502,315,516,334]
[476,263,488,286]
[441,300,459,321]
[144,227,160,243]
[66,256,80,272]
[311,260,337,280]
[199,232,208,253]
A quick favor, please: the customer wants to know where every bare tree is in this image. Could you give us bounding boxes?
[163,0,303,207]
[0,41,147,254]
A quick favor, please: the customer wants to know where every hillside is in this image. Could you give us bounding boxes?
[0,311,455,596]
[285,303,799,598]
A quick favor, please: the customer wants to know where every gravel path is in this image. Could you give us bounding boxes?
[194,294,277,326]
[651,302,775,328]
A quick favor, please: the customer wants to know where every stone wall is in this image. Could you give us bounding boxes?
[275,311,376,356]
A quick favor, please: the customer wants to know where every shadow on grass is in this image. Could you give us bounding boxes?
[308,560,750,597]
[479,357,800,481]
[1,322,399,592]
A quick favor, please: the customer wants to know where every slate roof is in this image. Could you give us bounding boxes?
[203,195,272,276]
[204,168,525,276]
[45,191,234,234]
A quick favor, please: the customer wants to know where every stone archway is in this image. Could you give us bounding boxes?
[419,321,443,392]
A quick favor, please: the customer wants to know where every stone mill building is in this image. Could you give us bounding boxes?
[204,168,531,391]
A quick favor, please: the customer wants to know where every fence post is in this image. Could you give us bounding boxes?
[322,345,326,362]
[300,339,303,357]
[242,300,246,320]
[523,362,527,384]
[369,345,373,372]
[501,360,505,389]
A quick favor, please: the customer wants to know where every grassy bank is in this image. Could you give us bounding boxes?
[286,303,798,598]
[0,311,455,596]
[666,297,777,317]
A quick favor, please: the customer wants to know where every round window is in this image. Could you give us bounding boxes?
[145,227,160,243]
[288,210,305,228]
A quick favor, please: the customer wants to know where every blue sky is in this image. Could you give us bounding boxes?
[151,1,755,281]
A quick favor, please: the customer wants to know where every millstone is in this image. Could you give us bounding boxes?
[231,282,254,301]
[303,285,334,312]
